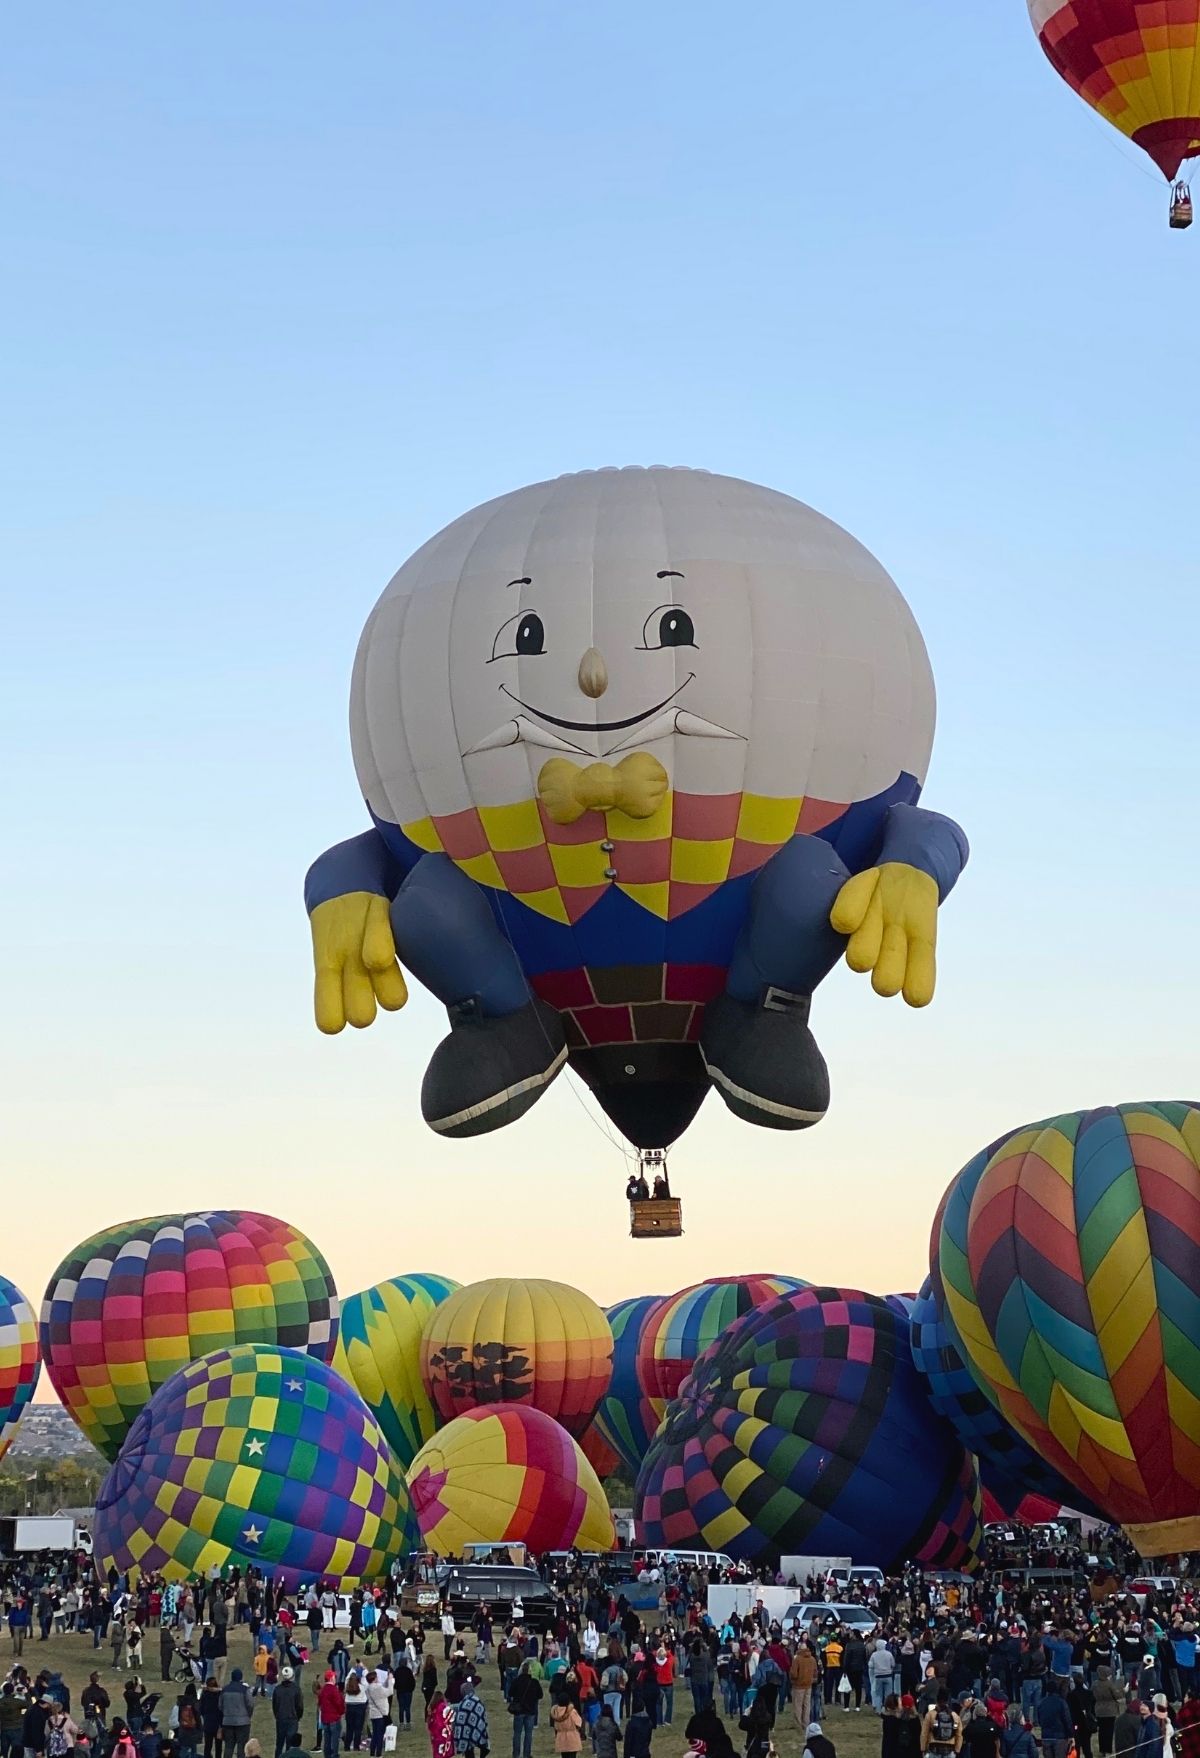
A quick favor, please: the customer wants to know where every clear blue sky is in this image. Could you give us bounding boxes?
[4,3,1198,1342]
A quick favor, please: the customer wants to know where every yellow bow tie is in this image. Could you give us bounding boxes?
[537,752,669,826]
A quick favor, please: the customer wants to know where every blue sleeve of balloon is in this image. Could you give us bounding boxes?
[303,830,405,914]
[391,853,529,1018]
[876,804,969,901]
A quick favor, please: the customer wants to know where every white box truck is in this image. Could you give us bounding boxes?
[0,1515,92,1554]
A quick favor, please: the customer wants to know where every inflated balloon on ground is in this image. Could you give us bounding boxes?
[592,1294,662,1476]
[911,1274,1099,1519]
[420,1278,612,1439]
[333,1273,459,1469]
[0,1275,39,1462]
[41,1211,339,1461]
[637,1275,805,1426]
[94,1344,414,1584]
[408,1404,615,1555]
[938,1101,1200,1553]
[636,1285,983,1570]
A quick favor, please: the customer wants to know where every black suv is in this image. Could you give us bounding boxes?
[443,1565,557,1633]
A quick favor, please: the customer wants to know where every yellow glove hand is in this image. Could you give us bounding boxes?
[311,892,408,1033]
[829,862,939,1007]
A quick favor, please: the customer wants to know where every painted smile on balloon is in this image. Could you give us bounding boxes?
[499,674,695,734]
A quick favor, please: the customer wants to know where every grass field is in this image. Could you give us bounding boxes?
[14,1625,889,1758]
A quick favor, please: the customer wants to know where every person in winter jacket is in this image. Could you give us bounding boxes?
[802,1720,836,1758]
[509,1666,543,1758]
[218,1673,253,1758]
[271,1670,304,1758]
[621,1708,651,1758]
[870,1645,897,1714]
[1092,1667,1124,1758]
[1035,1684,1074,1758]
[791,1648,820,1733]
[1067,1678,1098,1758]
[317,1675,345,1758]
[999,1707,1036,1758]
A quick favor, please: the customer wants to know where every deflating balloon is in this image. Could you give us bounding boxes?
[420,1278,612,1440]
[306,467,968,1153]
[333,1274,459,1470]
[41,1211,339,1461]
[938,1101,1200,1553]
[592,1294,663,1476]
[1028,0,1200,180]
[93,1344,415,1585]
[636,1286,983,1570]
[0,1275,39,1463]
[408,1404,615,1556]
[637,1275,806,1426]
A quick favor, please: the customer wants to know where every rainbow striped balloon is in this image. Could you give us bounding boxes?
[938,1102,1200,1553]
[592,1294,662,1476]
[334,1274,459,1470]
[0,1275,39,1461]
[41,1211,339,1461]
[408,1403,615,1556]
[94,1344,415,1585]
[636,1275,806,1426]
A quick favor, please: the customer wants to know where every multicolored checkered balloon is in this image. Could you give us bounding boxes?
[636,1285,983,1570]
[420,1278,612,1440]
[0,1275,39,1462]
[94,1344,416,1585]
[592,1294,663,1476]
[636,1275,806,1428]
[938,1101,1200,1555]
[408,1403,615,1556]
[333,1273,459,1470]
[41,1211,339,1461]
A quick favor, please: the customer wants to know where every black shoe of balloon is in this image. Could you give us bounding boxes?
[699,988,830,1130]
[422,995,568,1138]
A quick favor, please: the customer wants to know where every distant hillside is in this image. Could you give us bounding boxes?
[9,1405,104,1465]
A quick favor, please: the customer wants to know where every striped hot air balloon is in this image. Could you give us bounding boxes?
[636,1275,806,1427]
[41,1212,338,1461]
[592,1294,662,1476]
[408,1404,615,1555]
[333,1274,459,1470]
[938,1101,1200,1554]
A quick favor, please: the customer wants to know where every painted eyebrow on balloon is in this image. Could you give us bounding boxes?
[657,569,684,579]
[507,576,532,588]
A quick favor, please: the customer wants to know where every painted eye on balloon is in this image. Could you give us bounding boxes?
[489,610,546,662]
[639,604,697,651]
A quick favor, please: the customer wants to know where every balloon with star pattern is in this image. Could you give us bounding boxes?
[93,1344,416,1585]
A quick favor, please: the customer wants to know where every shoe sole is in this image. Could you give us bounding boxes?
[699,1050,827,1128]
[426,1045,569,1137]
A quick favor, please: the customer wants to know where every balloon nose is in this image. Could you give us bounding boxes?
[578,647,608,699]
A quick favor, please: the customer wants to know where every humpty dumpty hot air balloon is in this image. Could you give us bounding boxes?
[305,467,968,1153]
[41,1211,339,1461]
[1027,1,1200,225]
[408,1404,615,1555]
